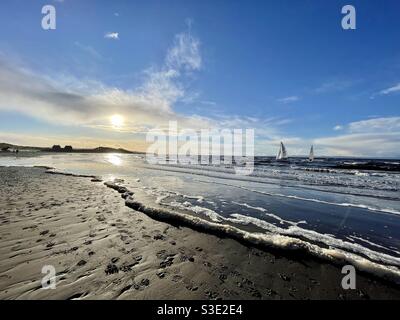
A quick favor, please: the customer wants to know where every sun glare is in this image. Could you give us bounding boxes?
[110,114,124,128]
[106,154,122,166]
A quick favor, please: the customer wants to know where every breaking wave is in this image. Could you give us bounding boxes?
[100,178,400,285]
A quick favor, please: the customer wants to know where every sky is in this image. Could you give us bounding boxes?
[0,0,399,157]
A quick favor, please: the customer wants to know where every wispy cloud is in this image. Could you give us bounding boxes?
[277,96,300,104]
[378,83,400,95]
[313,117,400,157]
[314,80,355,94]
[348,117,400,133]
[256,117,400,157]
[313,132,400,157]
[0,27,206,132]
[200,100,217,106]
[0,25,277,140]
[166,29,201,72]
[104,32,119,40]
[74,42,102,60]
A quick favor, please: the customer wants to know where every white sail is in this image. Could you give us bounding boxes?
[276,142,288,160]
[309,145,314,162]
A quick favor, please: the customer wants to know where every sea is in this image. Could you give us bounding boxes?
[1,152,400,283]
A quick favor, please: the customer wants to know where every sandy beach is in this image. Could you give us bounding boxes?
[0,166,399,300]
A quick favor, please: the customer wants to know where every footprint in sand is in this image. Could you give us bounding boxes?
[153,233,166,240]
[156,271,167,279]
[105,263,119,275]
[77,260,87,267]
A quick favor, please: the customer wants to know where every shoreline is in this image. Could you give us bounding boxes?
[0,166,400,299]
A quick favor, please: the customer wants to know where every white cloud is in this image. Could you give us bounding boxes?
[312,117,400,157]
[313,132,400,157]
[277,96,300,104]
[256,117,400,157]
[104,32,119,40]
[0,28,207,132]
[334,125,343,131]
[379,83,400,95]
[0,26,280,141]
[348,117,400,133]
[166,30,201,72]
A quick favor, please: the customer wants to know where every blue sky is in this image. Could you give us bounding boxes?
[0,0,399,156]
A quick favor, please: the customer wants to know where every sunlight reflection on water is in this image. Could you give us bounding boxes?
[105,153,122,166]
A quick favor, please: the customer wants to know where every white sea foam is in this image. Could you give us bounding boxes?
[118,188,400,284]
[165,200,224,222]
[350,235,400,255]
[119,179,400,281]
[231,201,307,226]
[227,213,400,267]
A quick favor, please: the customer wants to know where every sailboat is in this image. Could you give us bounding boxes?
[308,145,314,162]
[276,142,288,161]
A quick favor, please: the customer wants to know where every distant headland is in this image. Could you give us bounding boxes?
[0,142,143,154]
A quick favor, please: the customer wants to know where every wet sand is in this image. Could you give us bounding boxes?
[0,166,399,300]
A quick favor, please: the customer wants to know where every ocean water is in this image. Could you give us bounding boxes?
[1,152,400,282]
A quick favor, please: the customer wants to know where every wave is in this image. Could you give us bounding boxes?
[143,161,400,194]
[99,179,400,285]
[196,179,400,216]
[231,201,307,226]
[227,214,400,264]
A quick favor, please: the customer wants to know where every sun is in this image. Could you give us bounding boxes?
[110,114,124,128]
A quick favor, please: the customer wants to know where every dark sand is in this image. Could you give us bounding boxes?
[0,166,399,300]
